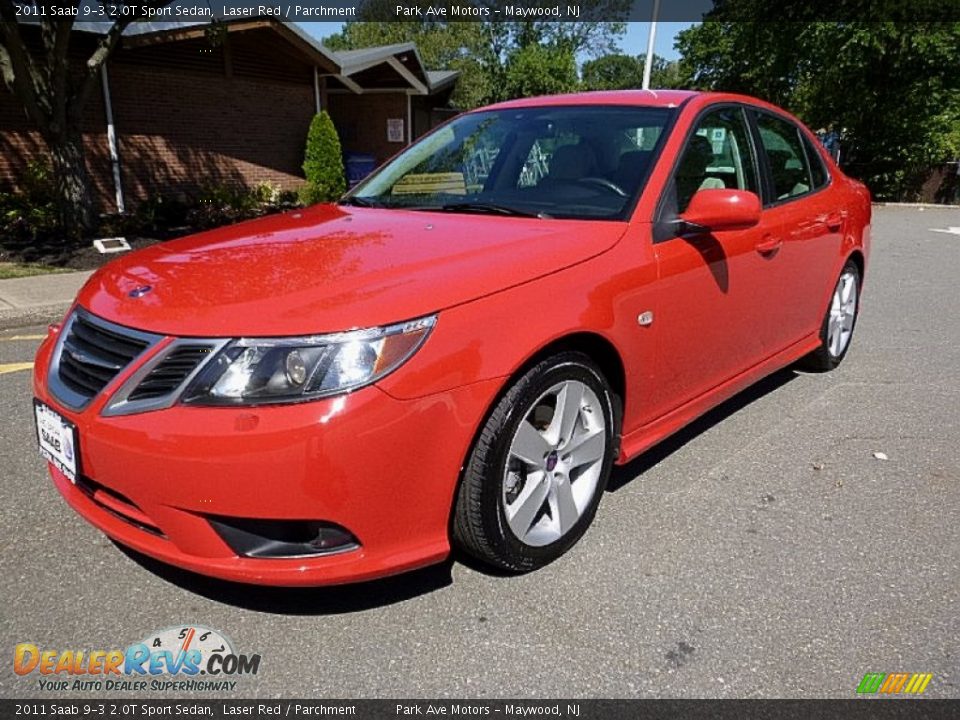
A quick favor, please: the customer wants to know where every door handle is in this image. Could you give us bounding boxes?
[824,211,845,231]
[756,236,782,255]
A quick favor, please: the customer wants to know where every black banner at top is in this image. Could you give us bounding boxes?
[8,0,960,23]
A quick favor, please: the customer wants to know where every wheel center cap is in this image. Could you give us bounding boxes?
[545,450,558,472]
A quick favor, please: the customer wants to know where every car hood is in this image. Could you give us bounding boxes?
[77,204,628,336]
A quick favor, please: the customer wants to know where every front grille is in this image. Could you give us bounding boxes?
[127,345,213,401]
[58,313,150,400]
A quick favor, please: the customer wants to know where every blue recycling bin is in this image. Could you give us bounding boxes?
[345,153,378,188]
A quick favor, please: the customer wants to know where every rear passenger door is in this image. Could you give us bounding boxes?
[750,110,844,352]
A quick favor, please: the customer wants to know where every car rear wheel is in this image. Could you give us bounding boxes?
[801,260,861,372]
[453,352,617,573]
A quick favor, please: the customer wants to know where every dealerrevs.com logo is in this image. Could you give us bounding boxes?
[14,625,261,692]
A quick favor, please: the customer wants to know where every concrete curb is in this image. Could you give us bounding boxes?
[0,270,90,331]
[872,202,960,209]
[0,303,71,331]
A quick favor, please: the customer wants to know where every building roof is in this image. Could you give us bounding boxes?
[37,18,458,96]
[333,43,418,65]
[426,70,460,92]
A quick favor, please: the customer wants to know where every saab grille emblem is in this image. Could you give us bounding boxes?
[128,285,152,298]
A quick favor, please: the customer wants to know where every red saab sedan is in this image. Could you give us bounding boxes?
[33,91,870,585]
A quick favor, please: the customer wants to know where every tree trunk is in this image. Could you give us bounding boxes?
[47,130,93,240]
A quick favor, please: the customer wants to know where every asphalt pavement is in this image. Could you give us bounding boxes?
[1,206,958,699]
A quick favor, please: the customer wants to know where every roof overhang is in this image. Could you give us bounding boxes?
[120,19,457,96]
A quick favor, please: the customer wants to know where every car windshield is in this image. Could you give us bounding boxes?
[345,105,675,220]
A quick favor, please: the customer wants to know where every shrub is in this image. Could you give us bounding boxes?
[181,182,302,230]
[253,181,282,205]
[300,112,346,205]
[133,194,190,233]
[0,159,59,246]
[184,183,255,230]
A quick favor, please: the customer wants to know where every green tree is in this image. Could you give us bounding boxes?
[504,44,578,99]
[580,53,684,91]
[0,3,176,238]
[651,58,684,89]
[581,54,644,90]
[300,112,346,205]
[675,11,960,200]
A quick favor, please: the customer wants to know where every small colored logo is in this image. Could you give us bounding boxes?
[14,625,261,693]
[857,672,933,695]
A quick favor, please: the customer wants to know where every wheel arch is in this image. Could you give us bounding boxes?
[447,329,627,549]
[516,332,626,412]
[449,330,627,504]
[474,329,628,460]
[846,248,865,280]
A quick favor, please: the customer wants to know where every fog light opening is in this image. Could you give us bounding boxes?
[209,517,360,559]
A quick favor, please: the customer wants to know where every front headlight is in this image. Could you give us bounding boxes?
[182,316,436,406]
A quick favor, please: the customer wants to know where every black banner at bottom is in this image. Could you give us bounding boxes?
[2,700,959,720]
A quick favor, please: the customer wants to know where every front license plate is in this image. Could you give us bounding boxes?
[34,400,79,483]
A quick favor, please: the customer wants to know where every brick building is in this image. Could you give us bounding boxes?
[0,20,459,213]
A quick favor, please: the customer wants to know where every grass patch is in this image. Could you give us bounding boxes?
[0,262,74,280]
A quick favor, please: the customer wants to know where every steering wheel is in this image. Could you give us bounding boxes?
[577,177,627,197]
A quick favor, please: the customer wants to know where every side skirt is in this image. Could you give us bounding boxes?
[616,334,821,464]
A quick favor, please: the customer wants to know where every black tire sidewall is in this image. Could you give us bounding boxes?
[820,260,862,367]
[472,354,618,570]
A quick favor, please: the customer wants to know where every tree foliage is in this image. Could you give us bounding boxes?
[504,44,578,99]
[580,53,683,91]
[300,112,347,205]
[675,11,960,200]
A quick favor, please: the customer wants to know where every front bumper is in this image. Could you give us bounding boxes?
[33,324,499,586]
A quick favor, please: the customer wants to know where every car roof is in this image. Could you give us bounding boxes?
[479,90,798,116]
[484,90,701,111]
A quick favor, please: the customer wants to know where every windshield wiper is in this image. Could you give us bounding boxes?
[339,196,381,208]
[440,202,549,219]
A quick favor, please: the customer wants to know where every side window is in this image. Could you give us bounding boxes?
[755,113,813,201]
[674,107,759,213]
[801,134,829,189]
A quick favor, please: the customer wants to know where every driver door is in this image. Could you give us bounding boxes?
[649,105,780,417]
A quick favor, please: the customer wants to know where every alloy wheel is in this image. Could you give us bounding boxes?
[827,269,858,358]
[502,380,607,547]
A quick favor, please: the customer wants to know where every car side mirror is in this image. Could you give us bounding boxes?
[678,189,761,235]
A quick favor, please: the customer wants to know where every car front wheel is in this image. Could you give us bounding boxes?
[453,352,618,573]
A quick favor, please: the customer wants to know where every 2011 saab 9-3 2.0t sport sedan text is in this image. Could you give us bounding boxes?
[34,90,870,585]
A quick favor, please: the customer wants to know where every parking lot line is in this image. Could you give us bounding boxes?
[0,362,34,375]
[1,335,44,341]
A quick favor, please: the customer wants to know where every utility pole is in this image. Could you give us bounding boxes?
[642,0,661,90]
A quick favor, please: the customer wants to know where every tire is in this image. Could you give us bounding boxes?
[453,352,618,573]
[800,259,861,372]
